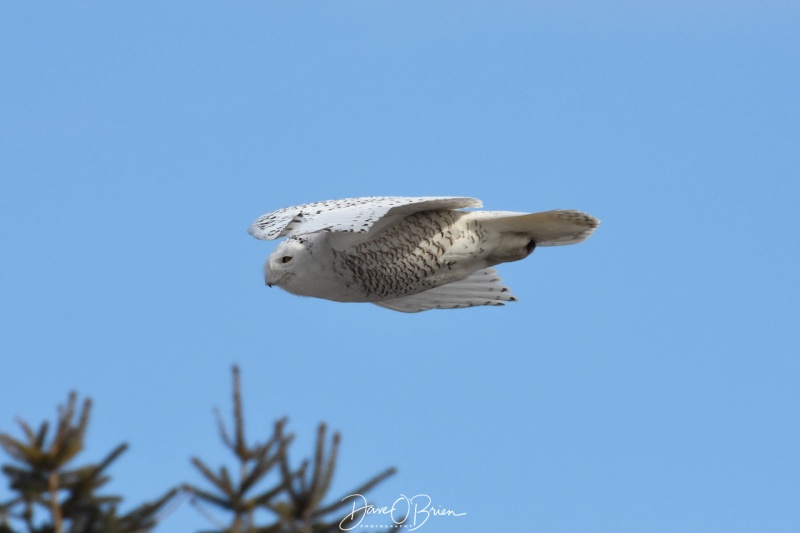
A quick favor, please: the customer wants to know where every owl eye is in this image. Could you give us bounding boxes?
[281,256,293,264]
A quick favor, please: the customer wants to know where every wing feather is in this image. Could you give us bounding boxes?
[248,196,482,240]
[373,268,517,313]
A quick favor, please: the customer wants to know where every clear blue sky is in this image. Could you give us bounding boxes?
[1,2,799,532]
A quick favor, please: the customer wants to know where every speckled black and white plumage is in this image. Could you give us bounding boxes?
[248,196,482,240]
[248,196,599,313]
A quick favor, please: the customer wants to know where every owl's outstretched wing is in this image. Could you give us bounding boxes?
[247,196,482,240]
[373,268,517,313]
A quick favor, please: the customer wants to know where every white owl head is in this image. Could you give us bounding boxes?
[264,235,326,295]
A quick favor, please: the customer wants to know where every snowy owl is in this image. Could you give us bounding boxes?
[248,196,599,313]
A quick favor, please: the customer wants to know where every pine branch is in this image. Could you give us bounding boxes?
[0,392,178,533]
[187,366,397,532]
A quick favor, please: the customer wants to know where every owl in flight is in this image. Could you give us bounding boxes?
[248,196,599,313]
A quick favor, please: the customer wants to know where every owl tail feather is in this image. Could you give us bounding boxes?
[481,210,600,247]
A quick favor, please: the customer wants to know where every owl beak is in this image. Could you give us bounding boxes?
[264,263,279,288]
[264,263,274,288]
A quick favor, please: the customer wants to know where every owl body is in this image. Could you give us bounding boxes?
[250,196,599,312]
